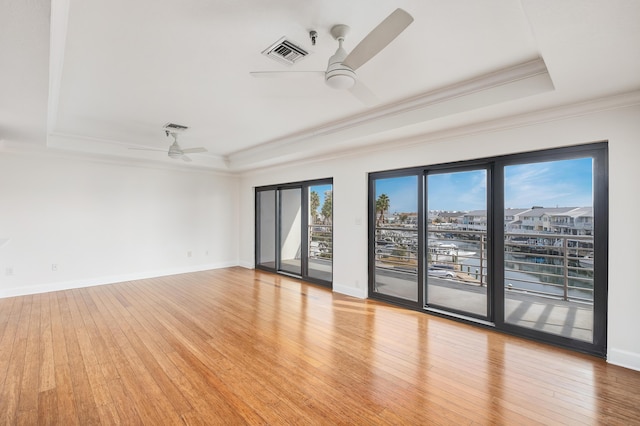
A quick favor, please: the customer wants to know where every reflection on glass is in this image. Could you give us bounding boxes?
[504,158,594,342]
[279,188,302,275]
[257,190,276,269]
[308,185,333,281]
[426,170,488,317]
[373,176,418,302]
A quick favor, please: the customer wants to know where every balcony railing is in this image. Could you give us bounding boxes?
[504,232,593,303]
[374,226,594,303]
[309,224,333,260]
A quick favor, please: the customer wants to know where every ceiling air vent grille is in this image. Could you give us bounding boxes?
[163,123,189,133]
[262,37,308,65]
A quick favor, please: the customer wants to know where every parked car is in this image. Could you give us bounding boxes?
[427,268,456,278]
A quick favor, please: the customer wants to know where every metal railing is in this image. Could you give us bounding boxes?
[373,226,595,303]
[504,232,593,303]
[309,224,333,260]
[375,226,419,273]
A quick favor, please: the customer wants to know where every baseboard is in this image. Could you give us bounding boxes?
[333,283,368,299]
[608,348,640,372]
[0,261,238,298]
[238,260,255,269]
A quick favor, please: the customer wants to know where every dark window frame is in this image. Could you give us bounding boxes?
[368,142,608,357]
[255,178,333,287]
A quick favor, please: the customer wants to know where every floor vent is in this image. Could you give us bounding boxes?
[262,37,308,65]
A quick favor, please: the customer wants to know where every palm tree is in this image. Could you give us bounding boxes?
[376,194,390,227]
[321,191,333,225]
[310,190,320,224]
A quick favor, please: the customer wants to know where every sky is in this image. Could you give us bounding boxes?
[309,184,332,213]
[375,157,593,213]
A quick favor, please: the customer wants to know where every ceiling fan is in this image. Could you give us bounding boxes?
[129,131,207,162]
[251,8,414,105]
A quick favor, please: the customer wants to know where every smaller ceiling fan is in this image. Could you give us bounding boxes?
[129,130,207,162]
[251,8,414,104]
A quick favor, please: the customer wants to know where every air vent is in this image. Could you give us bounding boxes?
[262,37,308,65]
[163,123,189,133]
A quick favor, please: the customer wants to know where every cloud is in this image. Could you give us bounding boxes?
[505,159,592,207]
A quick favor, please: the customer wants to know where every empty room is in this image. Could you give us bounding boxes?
[2,0,640,424]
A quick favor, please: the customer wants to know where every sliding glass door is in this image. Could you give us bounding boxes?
[256,179,333,286]
[371,174,420,303]
[279,188,302,276]
[426,169,489,318]
[308,183,333,282]
[256,190,276,269]
[369,143,608,357]
[498,155,604,348]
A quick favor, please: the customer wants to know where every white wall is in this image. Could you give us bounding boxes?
[239,103,640,371]
[0,151,239,297]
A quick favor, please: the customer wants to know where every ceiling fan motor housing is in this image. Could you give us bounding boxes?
[325,42,356,90]
[168,141,183,159]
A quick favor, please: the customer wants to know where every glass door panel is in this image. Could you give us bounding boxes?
[257,190,276,269]
[308,184,333,282]
[279,188,302,275]
[503,158,594,342]
[256,180,333,286]
[373,176,419,302]
[426,170,488,317]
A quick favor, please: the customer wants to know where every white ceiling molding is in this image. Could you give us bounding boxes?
[227,58,554,171]
[1,138,232,176]
[46,132,230,170]
[239,89,640,176]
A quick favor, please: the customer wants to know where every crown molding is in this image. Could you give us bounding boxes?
[382,88,640,152]
[45,131,231,171]
[239,89,640,176]
[1,137,234,177]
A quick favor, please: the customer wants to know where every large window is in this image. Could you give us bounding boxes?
[308,183,333,282]
[256,179,333,286]
[502,159,595,338]
[426,168,489,318]
[371,174,419,302]
[369,144,607,356]
[257,190,276,269]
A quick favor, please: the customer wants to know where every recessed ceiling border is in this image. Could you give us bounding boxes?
[227,57,554,170]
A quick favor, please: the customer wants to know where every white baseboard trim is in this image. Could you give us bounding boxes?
[333,283,367,299]
[238,260,255,269]
[608,348,640,372]
[0,261,238,298]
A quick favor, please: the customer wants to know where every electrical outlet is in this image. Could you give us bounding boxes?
[5,267,13,276]
[52,264,58,271]
[187,251,192,258]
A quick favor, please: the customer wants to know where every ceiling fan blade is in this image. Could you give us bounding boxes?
[250,71,324,79]
[181,155,193,162]
[342,8,413,71]
[128,147,167,152]
[348,80,379,106]
[182,147,207,154]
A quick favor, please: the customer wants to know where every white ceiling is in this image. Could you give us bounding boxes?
[1,0,639,171]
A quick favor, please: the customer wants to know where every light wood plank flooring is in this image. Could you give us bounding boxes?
[1,267,639,424]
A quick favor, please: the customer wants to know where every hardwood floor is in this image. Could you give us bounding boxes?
[1,267,639,425]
